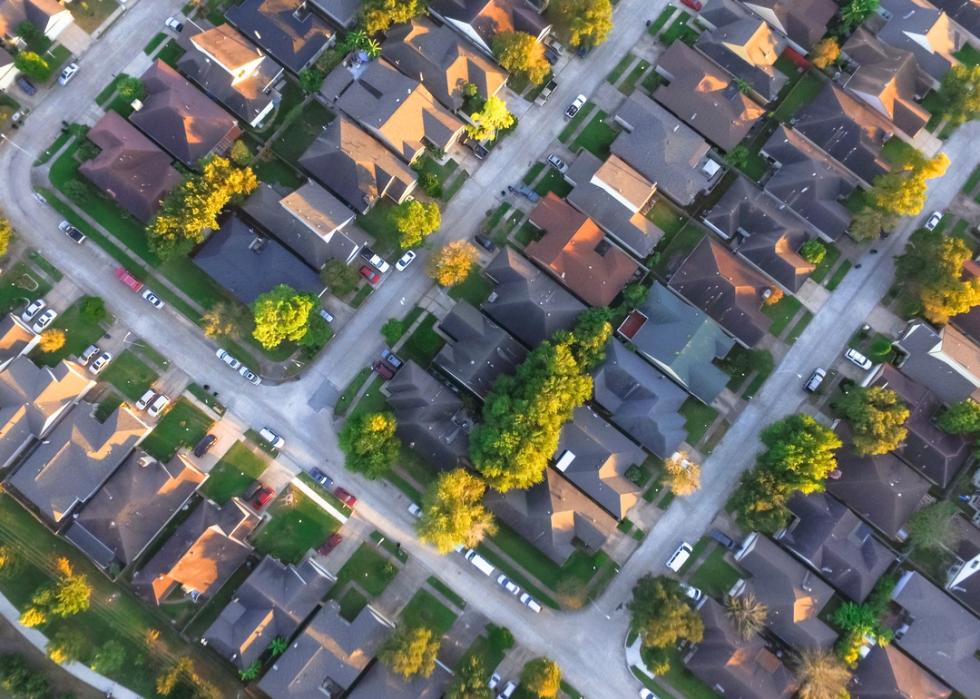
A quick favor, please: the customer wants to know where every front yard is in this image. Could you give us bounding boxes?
[30,296,112,366]
[141,398,214,462]
[201,441,270,504]
[680,398,718,446]
[253,486,342,564]
[331,543,400,598]
[400,588,458,635]
[100,350,158,401]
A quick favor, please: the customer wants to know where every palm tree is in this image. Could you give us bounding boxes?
[795,650,852,699]
[239,660,261,681]
[269,636,288,656]
[725,593,768,639]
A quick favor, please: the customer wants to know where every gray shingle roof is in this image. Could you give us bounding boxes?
[309,0,362,28]
[225,0,335,73]
[879,0,967,83]
[695,17,787,102]
[0,315,38,373]
[849,644,952,699]
[348,657,453,699]
[427,0,550,52]
[930,0,980,38]
[894,320,980,405]
[741,0,836,50]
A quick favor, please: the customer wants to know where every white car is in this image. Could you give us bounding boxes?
[142,289,165,310]
[924,211,943,231]
[395,250,416,271]
[408,502,423,518]
[57,62,79,86]
[680,583,703,602]
[147,394,170,417]
[366,252,390,274]
[135,389,156,410]
[496,574,520,596]
[259,427,285,449]
[21,299,46,322]
[666,542,693,573]
[164,16,183,32]
[497,681,517,699]
[239,365,262,385]
[59,220,86,244]
[216,348,241,370]
[488,673,501,690]
[80,344,100,365]
[89,352,112,375]
[844,348,873,371]
[565,94,587,119]
[519,592,542,613]
[32,308,57,333]
[547,153,568,174]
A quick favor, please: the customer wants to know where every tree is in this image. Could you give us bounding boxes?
[936,63,980,125]
[417,469,496,553]
[394,199,441,249]
[90,640,126,675]
[629,576,703,670]
[156,657,195,696]
[230,139,251,166]
[298,67,325,93]
[201,301,242,339]
[240,661,262,681]
[763,287,784,306]
[795,651,852,699]
[565,307,612,369]
[548,0,613,49]
[339,411,401,478]
[799,239,827,265]
[937,399,980,434]
[380,625,440,680]
[466,95,515,142]
[840,0,879,28]
[0,653,50,699]
[520,657,562,699]
[621,282,648,308]
[15,20,42,43]
[906,501,962,552]
[269,636,288,656]
[492,31,550,85]
[14,51,49,81]
[725,144,751,170]
[297,314,332,351]
[322,259,362,296]
[251,284,316,349]
[870,152,949,217]
[834,386,909,456]
[117,75,145,101]
[664,452,701,496]
[447,654,493,699]
[428,241,477,286]
[850,205,898,241]
[897,227,980,323]
[38,328,65,353]
[731,466,792,533]
[362,0,422,33]
[726,593,768,640]
[811,37,840,69]
[0,215,11,258]
[50,558,92,617]
[759,414,843,493]
[18,607,46,628]
[47,627,88,665]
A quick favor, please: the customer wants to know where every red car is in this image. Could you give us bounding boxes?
[359,265,380,285]
[114,267,144,292]
[334,487,357,509]
[681,0,702,10]
[373,360,395,380]
[318,533,343,556]
[252,485,275,509]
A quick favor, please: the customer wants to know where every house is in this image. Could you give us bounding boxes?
[0,356,93,470]
[945,516,980,615]
[434,300,527,397]
[0,47,17,92]
[732,533,838,651]
[386,361,471,472]
[930,0,980,41]
[321,58,465,163]
[848,644,952,699]
[740,0,837,53]
[684,597,797,699]
[653,41,766,152]
[760,124,858,241]
[178,23,283,128]
[591,339,688,459]
[702,177,816,292]
[889,570,980,696]
[133,497,259,605]
[669,236,774,348]
[481,247,585,348]
[428,0,551,56]
[841,27,931,142]
[776,492,894,602]
[79,111,183,224]
[193,215,323,304]
[525,193,639,307]
[382,18,508,112]
[241,182,359,268]
[203,556,333,669]
[64,452,205,572]
[0,0,73,44]
[894,320,980,404]
[694,15,788,103]
[309,0,362,29]
[617,283,735,405]
[878,0,967,87]
[950,259,980,342]
[0,314,39,372]
[258,601,393,698]
[300,116,417,214]
[611,93,724,207]
[6,404,149,526]
[130,60,241,168]
[564,150,664,259]
[793,83,893,186]
[485,468,617,564]
[871,364,972,487]
[349,657,453,699]
[226,0,335,74]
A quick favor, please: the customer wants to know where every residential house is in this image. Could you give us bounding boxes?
[525,193,639,307]
[133,497,259,605]
[653,41,766,152]
[434,300,527,398]
[382,18,508,112]
[793,83,894,186]
[226,0,335,75]
[386,361,472,472]
[702,177,816,292]
[684,597,797,699]
[591,339,688,459]
[485,468,617,564]
[889,570,980,696]
[241,181,359,268]
[930,0,980,41]
[349,658,453,699]
[0,0,73,44]
[694,14,788,103]
[130,60,241,168]
[64,452,206,572]
[309,0,362,29]
[610,93,724,207]
[0,356,93,469]
[669,236,774,348]
[871,364,972,488]
[193,215,323,304]
[427,0,551,56]
[552,406,645,520]
[6,403,148,526]
[258,600,393,698]
[849,644,952,699]
[203,556,333,669]
[894,320,980,404]
[740,0,837,53]
[759,124,858,241]
[0,47,17,92]
[945,516,980,615]
[878,0,967,87]
[481,247,585,348]
[300,116,418,214]
[178,23,283,128]
[950,259,980,342]
[616,283,735,405]
[0,314,39,372]
[776,492,894,602]
[564,150,664,259]
[732,533,838,651]
[79,111,183,223]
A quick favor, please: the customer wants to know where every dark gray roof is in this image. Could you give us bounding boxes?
[879,0,968,83]
[849,644,952,699]
[951,260,980,343]
[592,339,687,459]
[700,0,750,29]
[778,492,894,602]
[309,0,362,28]
[946,516,980,616]
[226,0,335,74]
[481,247,585,348]
[741,0,836,50]
[348,656,453,699]
[427,0,550,51]
[386,361,471,472]
[930,0,980,38]
[203,556,332,668]
[894,320,980,405]
[695,17,788,102]
[435,300,527,397]
[192,215,323,304]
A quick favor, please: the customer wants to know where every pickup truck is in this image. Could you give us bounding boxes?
[114,267,144,293]
[534,78,558,106]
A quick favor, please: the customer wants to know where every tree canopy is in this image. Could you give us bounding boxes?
[38,329,66,353]
[14,51,49,81]
[834,386,909,456]
[380,625,440,680]
[520,658,562,699]
[251,284,317,349]
[492,31,550,85]
[362,0,423,34]
[906,501,962,552]
[799,240,827,265]
[664,452,701,496]
[548,0,613,48]
[870,152,949,217]
[758,414,843,493]
[466,95,515,142]
[937,399,980,434]
[937,63,979,125]
[117,75,145,101]
[896,227,980,323]
[322,259,361,296]
[417,469,496,553]
[726,593,768,639]
[339,411,401,478]
[629,576,703,670]
[839,0,879,29]
[447,654,493,699]
[0,215,11,258]
[795,651,852,699]
[394,199,441,250]
[810,38,840,69]
[849,206,898,242]
[428,241,477,287]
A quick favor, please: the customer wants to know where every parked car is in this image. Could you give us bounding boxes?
[709,528,736,551]
[193,434,217,457]
[32,309,57,333]
[373,360,395,380]
[164,16,184,31]
[474,234,496,252]
[381,349,403,370]
[488,673,501,690]
[544,45,560,65]
[844,348,873,371]
[395,250,416,271]
[464,549,495,575]
[243,480,263,501]
[216,348,241,370]
[259,427,285,449]
[468,140,489,159]
[59,220,85,243]
[136,389,156,410]
[21,299,46,322]
[576,43,593,58]
[507,183,540,202]
[804,368,826,393]
[147,394,170,418]
[239,365,262,385]
[640,689,661,699]
[359,265,381,285]
[58,63,79,86]
[80,344,100,365]
[680,583,704,602]
[681,0,702,10]
[252,485,275,509]
[142,288,165,310]
[544,37,564,55]
[565,94,587,119]
[317,532,343,555]
[360,247,391,273]
[89,352,112,375]
[519,592,542,613]
[408,502,423,518]
[497,681,518,699]
[547,153,568,174]
[924,211,943,231]
[534,78,558,106]
[334,487,357,509]
[318,308,334,324]
[496,574,520,596]
[16,76,37,96]
[114,267,144,292]
[310,467,333,489]
[666,542,693,572]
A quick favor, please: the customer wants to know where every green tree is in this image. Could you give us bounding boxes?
[492,31,550,85]
[834,386,909,456]
[240,661,262,681]
[156,657,195,696]
[339,411,401,478]
[664,451,701,496]
[850,205,898,241]
[466,95,515,142]
[548,0,613,48]
[14,51,49,81]
[621,282,648,308]
[726,593,768,639]
[563,307,613,369]
[299,67,325,93]
[251,284,316,349]
[937,399,980,434]
[906,501,962,552]
[15,20,42,44]
[90,640,126,675]
[870,152,949,217]
[731,466,792,533]
[394,199,441,249]
[380,625,440,680]
[799,239,827,265]
[230,139,251,166]
[117,75,145,101]
[839,0,879,28]
[725,144,751,170]
[0,653,49,699]
[47,627,88,665]
[362,0,423,34]
[447,654,493,699]
[897,227,980,323]
[629,576,703,670]
[322,259,362,296]
[795,651,852,699]
[428,241,476,286]
[417,469,496,553]
[297,314,332,351]
[0,216,11,258]
[936,63,980,125]
[811,37,840,69]
[759,414,843,493]
[269,636,288,656]
[520,657,562,699]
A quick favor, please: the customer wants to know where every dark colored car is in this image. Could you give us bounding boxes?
[16,76,37,96]
[310,467,333,489]
[359,265,380,285]
[576,44,593,58]
[381,349,403,370]
[252,486,275,509]
[373,360,395,380]
[467,140,489,159]
[709,528,737,551]
[318,533,343,556]
[242,480,263,501]
[334,487,357,509]
[508,184,540,203]
[193,434,217,457]
[544,46,560,64]
[474,234,496,252]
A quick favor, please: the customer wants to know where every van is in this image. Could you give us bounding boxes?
[464,549,495,576]
[259,427,285,449]
[666,542,693,573]
[147,394,170,417]
[804,368,826,393]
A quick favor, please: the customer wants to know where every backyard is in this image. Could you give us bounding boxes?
[253,486,342,563]
[201,441,270,504]
[141,398,214,462]
[271,100,334,163]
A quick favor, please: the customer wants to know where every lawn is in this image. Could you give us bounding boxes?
[334,367,373,417]
[337,587,369,621]
[31,296,112,366]
[141,398,214,462]
[350,284,374,308]
[400,314,445,366]
[253,486,343,563]
[413,153,463,201]
[348,376,388,419]
[772,72,823,122]
[826,260,852,291]
[522,163,544,186]
[653,222,704,277]
[331,543,399,598]
[271,100,334,163]
[201,441,270,504]
[156,39,186,68]
[881,136,919,167]
[558,101,596,143]
[458,634,506,674]
[618,60,651,95]
[490,524,564,588]
[688,546,741,598]
[606,53,635,86]
[808,244,842,284]
[785,310,813,344]
[572,111,617,158]
[532,168,572,198]
[647,5,675,35]
[35,128,72,165]
[400,588,458,635]
[68,0,120,33]
[474,544,559,609]
[762,294,802,337]
[680,398,718,446]
[356,200,401,257]
[660,12,698,46]
[252,153,306,189]
[0,262,51,315]
[143,32,167,55]
[99,350,158,401]
[448,267,493,305]
[427,577,466,609]
[646,199,686,236]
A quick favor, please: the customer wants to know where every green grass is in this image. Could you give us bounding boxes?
[251,79,304,138]
[143,32,167,55]
[881,137,919,167]
[99,350,158,401]
[413,154,462,202]
[648,5,675,35]
[653,222,704,277]
[532,168,573,198]
[252,153,306,189]
[370,530,409,563]
[0,262,51,315]
[350,284,374,308]
[513,220,539,247]
[962,166,980,195]
[427,577,466,609]
[661,12,698,46]
[641,69,663,94]
[26,251,62,282]
[809,244,842,283]
[660,647,718,699]
[156,39,186,68]
[448,267,494,305]
[349,376,388,419]
[618,60,651,95]
[253,486,343,563]
[332,543,399,598]
[95,392,124,423]
[785,310,813,344]
[558,101,596,143]
[489,524,563,588]
[356,200,401,257]
[95,74,127,106]
[201,441,269,504]
[458,634,505,674]
[572,110,617,158]
[646,199,686,236]
[69,0,121,33]
[400,314,444,366]
[827,260,852,291]
[606,53,636,86]
[400,588,458,634]
[334,367,373,417]
[337,587,369,621]
[688,546,741,598]
[772,72,824,122]
[187,383,226,415]
[474,544,560,609]
[35,129,72,165]
[522,163,544,186]
[141,398,214,462]
[954,43,980,67]
[762,294,802,337]
[30,296,111,366]
[680,398,718,446]
[271,100,334,163]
